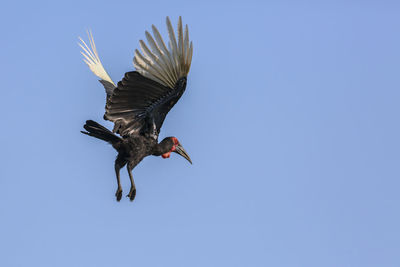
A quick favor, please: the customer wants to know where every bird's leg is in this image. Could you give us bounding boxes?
[114,161,125,202]
[127,163,136,201]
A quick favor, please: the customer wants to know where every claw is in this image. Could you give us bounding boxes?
[115,187,123,201]
[127,187,136,202]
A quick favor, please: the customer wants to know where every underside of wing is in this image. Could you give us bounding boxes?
[105,72,170,137]
[105,71,187,138]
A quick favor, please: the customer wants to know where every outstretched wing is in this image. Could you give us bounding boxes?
[105,16,193,138]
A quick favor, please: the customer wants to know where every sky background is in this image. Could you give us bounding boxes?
[1,0,399,266]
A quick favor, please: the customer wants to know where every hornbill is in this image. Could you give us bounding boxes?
[79,17,193,202]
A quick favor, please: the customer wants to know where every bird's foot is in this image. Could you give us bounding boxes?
[115,187,123,202]
[127,187,136,202]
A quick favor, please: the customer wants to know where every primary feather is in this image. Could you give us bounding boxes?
[79,30,116,95]
[133,16,193,89]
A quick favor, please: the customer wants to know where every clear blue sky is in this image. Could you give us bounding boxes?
[1,0,399,266]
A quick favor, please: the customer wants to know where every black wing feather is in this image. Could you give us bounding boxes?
[104,71,187,138]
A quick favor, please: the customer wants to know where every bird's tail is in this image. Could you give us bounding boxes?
[81,120,122,145]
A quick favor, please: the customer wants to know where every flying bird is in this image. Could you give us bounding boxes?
[79,16,193,202]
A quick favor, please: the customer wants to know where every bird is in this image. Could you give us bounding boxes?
[79,16,193,202]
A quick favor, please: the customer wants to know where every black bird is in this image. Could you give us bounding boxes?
[79,17,193,202]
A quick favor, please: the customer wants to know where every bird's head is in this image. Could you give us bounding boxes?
[158,137,192,164]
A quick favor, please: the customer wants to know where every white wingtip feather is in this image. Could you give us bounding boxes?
[133,16,193,88]
[79,30,116,87]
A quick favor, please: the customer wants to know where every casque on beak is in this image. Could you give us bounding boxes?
[174,143,192,164]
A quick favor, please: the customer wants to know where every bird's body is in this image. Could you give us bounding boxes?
[80,17,193,201]
[115,135,156,169]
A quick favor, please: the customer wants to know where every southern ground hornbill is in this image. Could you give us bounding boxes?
[79,17,193,202]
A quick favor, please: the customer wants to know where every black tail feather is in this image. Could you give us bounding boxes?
[81,120,122,145]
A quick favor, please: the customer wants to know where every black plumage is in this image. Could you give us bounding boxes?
[105,72,187,137]
[79,17,192,201]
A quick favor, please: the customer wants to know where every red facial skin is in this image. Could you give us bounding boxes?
[171,137,179,145]
[162,137,179,158]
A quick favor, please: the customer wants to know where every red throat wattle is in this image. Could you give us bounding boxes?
[162,152,171,158]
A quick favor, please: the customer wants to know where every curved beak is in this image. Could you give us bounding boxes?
[174,143,192,164]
